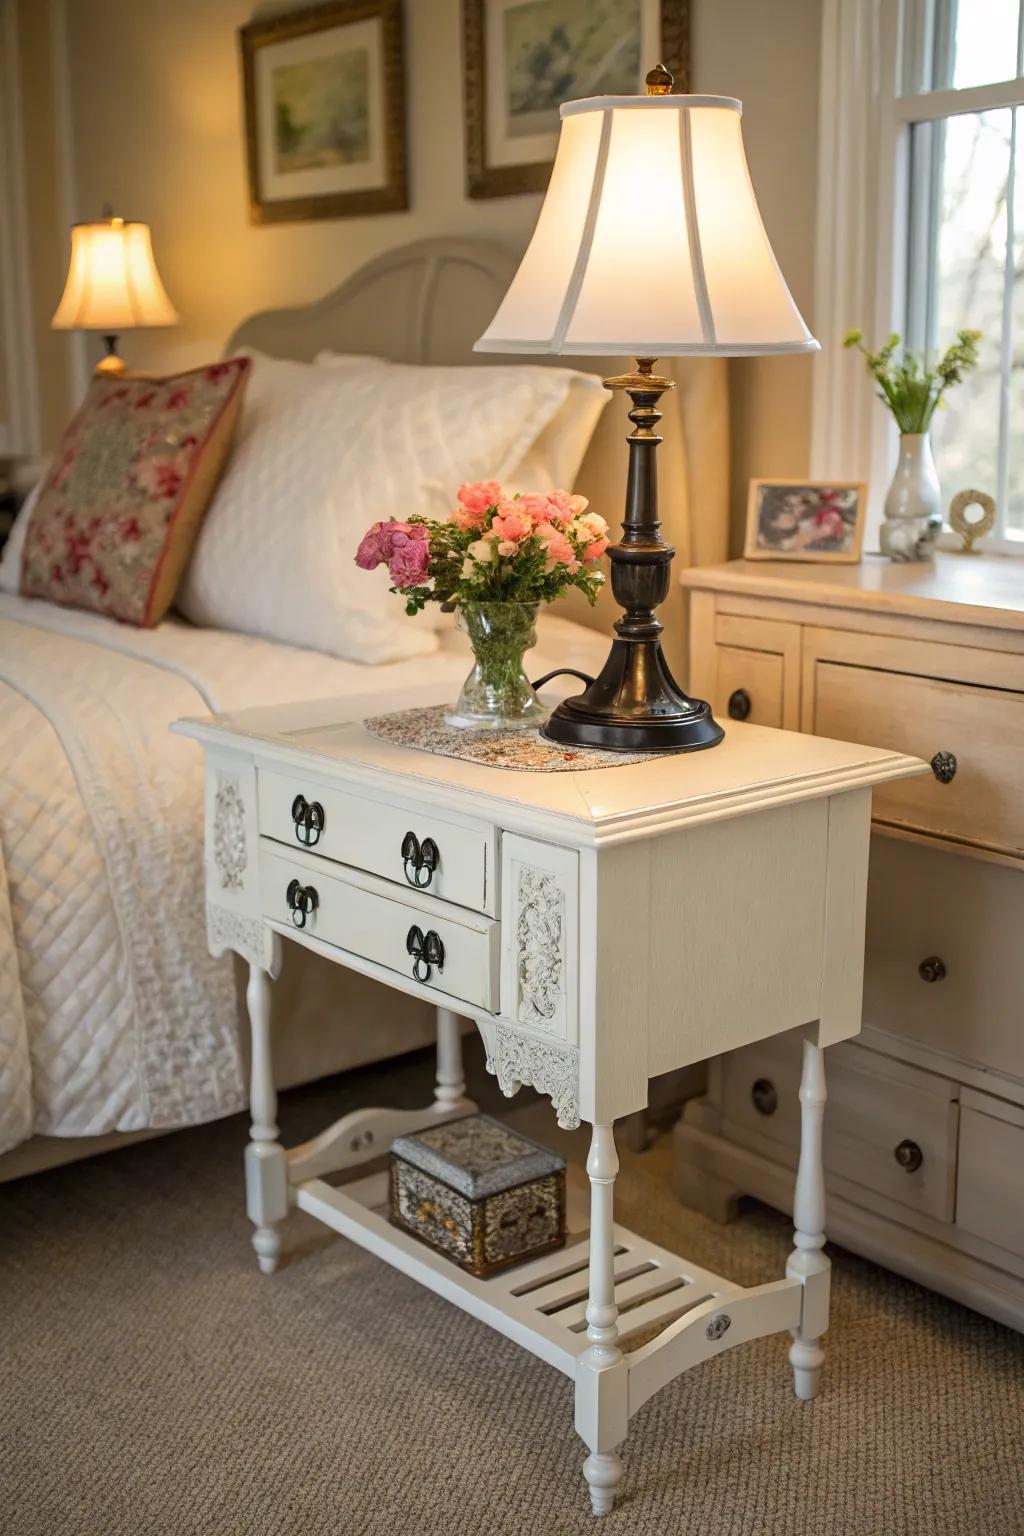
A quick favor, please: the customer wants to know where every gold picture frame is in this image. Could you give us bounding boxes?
[463,0,691,200]
[240,0,408,224]
[745,479,868,563]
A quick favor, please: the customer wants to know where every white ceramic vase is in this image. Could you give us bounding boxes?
[880,432,943,562]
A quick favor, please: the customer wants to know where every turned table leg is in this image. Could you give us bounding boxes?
[433,1008,466,1112]
[576,1124,628,1517]
[244,961,288,1274]
[786,1037,830,1400]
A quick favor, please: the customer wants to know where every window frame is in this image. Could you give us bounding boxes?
[811,0,1024,554]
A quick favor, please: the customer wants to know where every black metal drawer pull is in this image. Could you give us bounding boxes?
[751,1078,777,1116]
[406,924,445,983]
[894,1139,923,1173]
[930,750,957,784]
[291,794,325,848]
[401,831,439,888]
[918,956,947,983]
[286,878,318,930]
[728,688,751,721]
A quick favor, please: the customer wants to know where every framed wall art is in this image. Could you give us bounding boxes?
[745,480,868,563]
[463,0,690,199]
[240,0,407,224]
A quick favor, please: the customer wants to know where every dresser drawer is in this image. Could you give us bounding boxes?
[713,646,785,727]
[722,1034,959,1221]
[710,612,801,729]
[956,1089,1024,1256]
[258,768,497,915]
[260,845,500,1012]
[864,837,1024,1080]
[810,661,1024,860]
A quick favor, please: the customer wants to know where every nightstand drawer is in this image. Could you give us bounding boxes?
[260,845,500,1011]
[722,1034,958,1221]
[258,768,497,915]
[811,661,1024,859]
[956,1090,1024,1255]
[863,838,1024,1080]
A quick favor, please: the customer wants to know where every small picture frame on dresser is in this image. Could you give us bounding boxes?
[745,479,867,563]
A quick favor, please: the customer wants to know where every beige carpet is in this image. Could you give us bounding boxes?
[3,1036,1023,1536]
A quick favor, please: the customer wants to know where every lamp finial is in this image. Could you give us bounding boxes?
[645,64,673,95]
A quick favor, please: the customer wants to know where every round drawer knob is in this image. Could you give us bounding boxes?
[728,688,752,721]
[930,750,957,784]
[918,956,947,984]
[894,1138,923,1173]
[751,1078,777,1116]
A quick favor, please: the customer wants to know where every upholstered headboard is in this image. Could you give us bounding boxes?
[227,238,727,675]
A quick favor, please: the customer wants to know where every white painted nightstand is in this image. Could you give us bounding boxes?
[174,693,922,1517]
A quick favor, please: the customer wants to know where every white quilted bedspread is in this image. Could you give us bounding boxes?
[0,594,608,1153]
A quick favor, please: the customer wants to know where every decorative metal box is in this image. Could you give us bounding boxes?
[389,1114,566,1278]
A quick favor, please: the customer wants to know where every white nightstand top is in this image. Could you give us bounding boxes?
[175,682,923,850]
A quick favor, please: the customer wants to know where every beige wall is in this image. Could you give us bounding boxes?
[29,0,820,559]
[16,1,74,447]
[694,0,822,552]
[64,0,547,376]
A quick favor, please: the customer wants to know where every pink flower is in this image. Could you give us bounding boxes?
[452,480,502,529]
[536,522,577,569]
[355,522,389,569]
[515,493,555,525]
[451,503,486,531]
[545,489,589,522]
[496,540,518,557]
[490,505,532,543]
[584,538,609,562]
[457,480,503,515]
[355,519,428,570]
[387,533,431,585]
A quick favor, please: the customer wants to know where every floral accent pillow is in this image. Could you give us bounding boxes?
[20,358,250,626]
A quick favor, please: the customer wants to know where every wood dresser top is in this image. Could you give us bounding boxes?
[680,553,1024,631]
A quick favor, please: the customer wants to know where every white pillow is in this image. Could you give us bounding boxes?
[316,352,607,497]
[178,351,604,663]
[0,477,42,594]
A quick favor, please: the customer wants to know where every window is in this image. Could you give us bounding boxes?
[812,0,1024,551]
[899,1,1024,540]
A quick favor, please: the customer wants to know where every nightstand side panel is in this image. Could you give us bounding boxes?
[645,799,829,1077]
[202,746,273,970]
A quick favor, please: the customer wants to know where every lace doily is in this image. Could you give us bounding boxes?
[363,705,663,772]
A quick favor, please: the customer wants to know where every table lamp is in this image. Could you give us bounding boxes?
[52,206,179,376]
[475,66,818,753]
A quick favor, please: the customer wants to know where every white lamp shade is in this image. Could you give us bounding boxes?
[52,217,179,331]
[475,94,817,358]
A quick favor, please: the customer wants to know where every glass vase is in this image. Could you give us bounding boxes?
[446,601,546,731]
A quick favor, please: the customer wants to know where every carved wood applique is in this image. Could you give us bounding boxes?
[515,864,564,1030]
[490,1024,580,1131]
[207,902,265,967]
[213,776,247,891]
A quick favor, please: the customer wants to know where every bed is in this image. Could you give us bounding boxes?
[0,237,723,1180]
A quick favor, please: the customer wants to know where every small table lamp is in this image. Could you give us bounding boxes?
[476,67,818,753]
[51,207,179,376]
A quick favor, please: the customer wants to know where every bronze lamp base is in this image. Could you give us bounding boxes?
[540,359,724,755]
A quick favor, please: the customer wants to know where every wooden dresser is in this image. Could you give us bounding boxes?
[676,554,1024,1331]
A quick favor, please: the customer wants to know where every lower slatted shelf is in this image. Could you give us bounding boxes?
[294,1171,752,1376]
